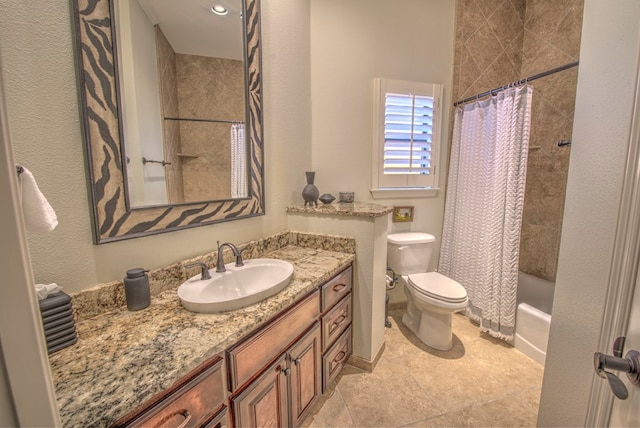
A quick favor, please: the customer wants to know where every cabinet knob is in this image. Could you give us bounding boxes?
[330,313,347,333]
[152,409,191,428]
[332,283,347,292]
[282,367,291,376]
[293,357,302,365]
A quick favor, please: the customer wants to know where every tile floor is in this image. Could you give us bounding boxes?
[303,309,544,427]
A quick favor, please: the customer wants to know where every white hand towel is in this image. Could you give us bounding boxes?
[35,283,62,300]
[18,167,58,232]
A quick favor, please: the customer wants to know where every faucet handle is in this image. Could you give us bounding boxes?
[232,244,245,267]
[185,262,211,280]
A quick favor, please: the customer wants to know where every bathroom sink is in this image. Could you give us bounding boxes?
[177,258,295,313]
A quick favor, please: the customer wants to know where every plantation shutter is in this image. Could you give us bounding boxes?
[373,79,442,189]
[383,93,433,176]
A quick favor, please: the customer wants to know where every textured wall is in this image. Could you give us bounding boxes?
[539,2,640,424]
[0,0,312,293]
[309,0,455,308]
[452,0,583,282]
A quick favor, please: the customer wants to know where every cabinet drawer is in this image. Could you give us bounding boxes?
[227,289,320,391]
[322,294,351,352]
[322,326,352,393]
[127,357,226,428]
[321,266,352,312]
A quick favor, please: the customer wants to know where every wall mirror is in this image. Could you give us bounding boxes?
[71,0,264,244]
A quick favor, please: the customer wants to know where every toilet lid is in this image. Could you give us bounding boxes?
[408,272,467,303]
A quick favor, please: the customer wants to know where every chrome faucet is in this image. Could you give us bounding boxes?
[216,241,244,273]
[185,262,211,280]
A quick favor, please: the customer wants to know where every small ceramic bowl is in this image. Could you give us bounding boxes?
[339,192,354,203]
[319,193,336,204]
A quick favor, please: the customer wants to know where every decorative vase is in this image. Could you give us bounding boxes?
[302,171,319,206]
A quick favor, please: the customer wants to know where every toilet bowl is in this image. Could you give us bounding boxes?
[387,233,468,351]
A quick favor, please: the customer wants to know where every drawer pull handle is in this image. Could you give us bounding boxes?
[176,410,192,428]
[330,313,347,333]
[154,409,192,428]
[332,283,347,292]
[334,350,347,363]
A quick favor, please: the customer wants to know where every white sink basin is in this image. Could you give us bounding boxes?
[177,258,295,313]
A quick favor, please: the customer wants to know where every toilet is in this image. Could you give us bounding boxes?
[387,232,468,351]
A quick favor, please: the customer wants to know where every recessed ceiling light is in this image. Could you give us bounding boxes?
[211,4,228,15]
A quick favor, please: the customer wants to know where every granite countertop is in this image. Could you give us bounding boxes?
[286,201,393,218]
[49,245,354,427]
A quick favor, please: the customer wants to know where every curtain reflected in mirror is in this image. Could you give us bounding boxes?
[115,0,248,208]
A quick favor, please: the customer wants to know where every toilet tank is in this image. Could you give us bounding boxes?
[387,232,436,275]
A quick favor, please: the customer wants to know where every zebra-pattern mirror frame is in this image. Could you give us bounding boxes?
[71,0,264,244]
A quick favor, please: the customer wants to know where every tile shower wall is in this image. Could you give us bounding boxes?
[452,0,583,282]
[156,27,184,204]
[176,54,244,202]
[155,27,245,203]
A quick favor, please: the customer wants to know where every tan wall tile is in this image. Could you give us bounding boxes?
[452,0,583,282]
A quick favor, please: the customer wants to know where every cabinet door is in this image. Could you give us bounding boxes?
[288,323,322,427]
[232,355,289,428]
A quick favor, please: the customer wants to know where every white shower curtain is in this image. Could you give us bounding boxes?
[231,123,247,198]
[438,85,533,342]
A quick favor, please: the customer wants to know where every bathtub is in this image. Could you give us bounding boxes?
[515,271,554,366]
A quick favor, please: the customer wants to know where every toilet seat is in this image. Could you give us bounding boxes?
[407,272,467,304]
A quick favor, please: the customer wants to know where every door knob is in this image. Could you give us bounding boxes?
[593,336,640,400]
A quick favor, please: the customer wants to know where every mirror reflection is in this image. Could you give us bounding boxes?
[115,0,247,208]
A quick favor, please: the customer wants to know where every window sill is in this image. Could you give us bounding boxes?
[370,187,439,199]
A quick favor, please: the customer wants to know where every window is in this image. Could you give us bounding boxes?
[371,78,443,198]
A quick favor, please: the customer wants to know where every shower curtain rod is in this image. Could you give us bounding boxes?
[453,61,579,107]
[163,117,244,124]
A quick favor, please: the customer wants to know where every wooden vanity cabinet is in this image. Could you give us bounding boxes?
[116,265,353,428]
[229,265,353,427]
